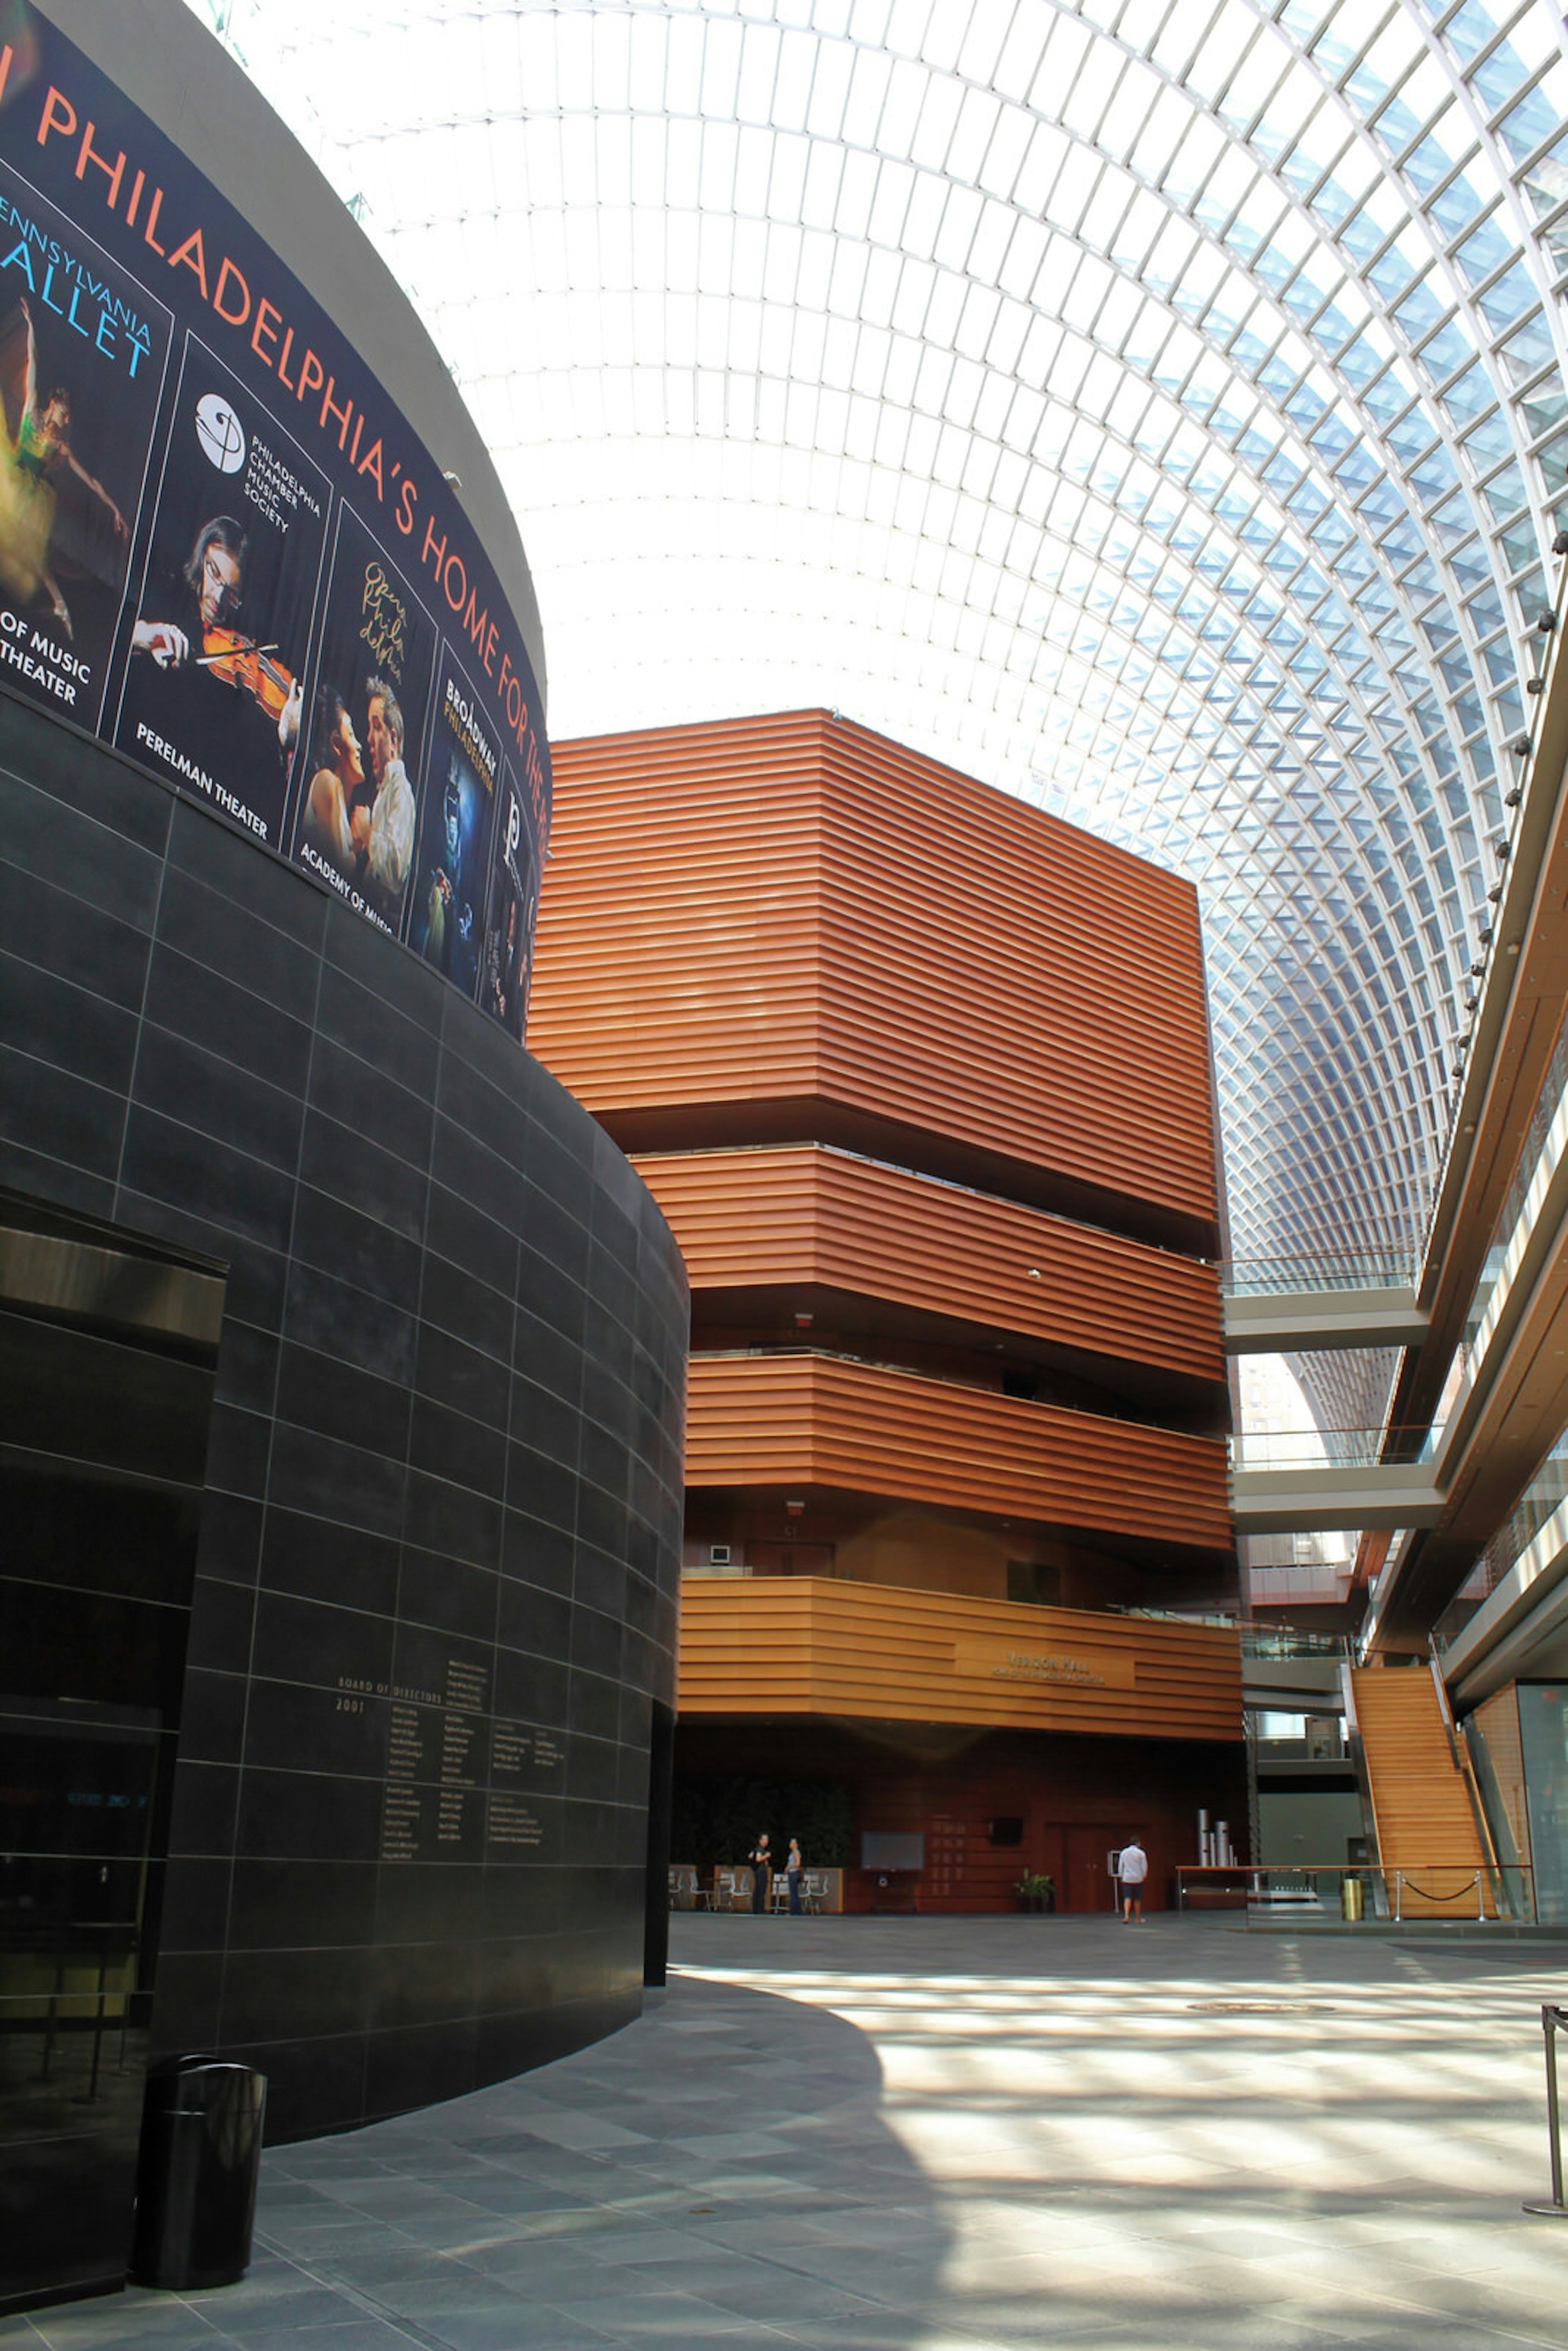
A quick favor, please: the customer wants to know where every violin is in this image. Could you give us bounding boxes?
[198,626,296,724]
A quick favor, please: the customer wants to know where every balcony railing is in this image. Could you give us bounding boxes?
[1427,996,1568,1460]
[1229,1425,1390,1470]
[1221,1251,1418,1296]
[1177,1862,1536,1921]
[1239,1626,1348,1660]
[1247,1563,1354,1606]
[1432,1427,1568,1652]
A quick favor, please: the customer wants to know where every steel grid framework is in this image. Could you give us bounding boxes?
[202,0,1568,1428]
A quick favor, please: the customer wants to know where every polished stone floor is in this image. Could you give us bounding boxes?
[9,1915,1568,2351]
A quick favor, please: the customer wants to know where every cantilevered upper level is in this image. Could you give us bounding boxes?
[530,710,1237,1617]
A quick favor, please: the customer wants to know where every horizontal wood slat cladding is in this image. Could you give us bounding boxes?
[678,1578,1243,1741]
[685,1354,1233,1551]
[635,1145,1224,1383]
[527,710,1217,1232]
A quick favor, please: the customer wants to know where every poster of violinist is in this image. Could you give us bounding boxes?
[112,335,329,850]
[406,646,497,1000]
[291,501,438,935]
[0,156,173,729]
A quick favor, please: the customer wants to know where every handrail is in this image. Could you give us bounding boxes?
[1339,1660,1386,1915]
[1176,1863,1536,1879]
[1428,1645,1464,1774]
[1239,1625,1346,1659]
[1220,1251,1418,1295]
[1176,1861,1534,1922]
[1430,1637,1511,1913]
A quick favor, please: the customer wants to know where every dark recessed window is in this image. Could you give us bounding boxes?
[1007,1560,1062,1606]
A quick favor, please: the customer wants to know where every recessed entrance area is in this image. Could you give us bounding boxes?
[0,1196,225,2314]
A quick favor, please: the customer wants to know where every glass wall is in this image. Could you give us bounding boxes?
[211,0,1568,1367]
[1517,1684,1568,1926]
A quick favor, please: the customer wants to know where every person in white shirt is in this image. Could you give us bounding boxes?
[355,675,414,921]
[1117,1837,1148,1925]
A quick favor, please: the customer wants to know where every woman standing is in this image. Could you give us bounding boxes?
[301,687,365,879]
[786,1837,804,1914]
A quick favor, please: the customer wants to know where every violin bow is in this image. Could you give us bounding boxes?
[195,638,281,668]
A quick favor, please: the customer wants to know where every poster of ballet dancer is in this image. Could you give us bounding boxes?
[0,156,171,728]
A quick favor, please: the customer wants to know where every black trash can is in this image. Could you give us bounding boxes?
[131,2057,267,2290]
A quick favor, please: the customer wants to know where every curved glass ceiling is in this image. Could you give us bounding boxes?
[201,0,1568,1320]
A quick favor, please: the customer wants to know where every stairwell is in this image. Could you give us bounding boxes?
[1350,1667,1492,1918]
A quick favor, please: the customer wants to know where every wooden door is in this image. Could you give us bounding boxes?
[1064,1825,1128,1913]
[1032,1823,1065,1907]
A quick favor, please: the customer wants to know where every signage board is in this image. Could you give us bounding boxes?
[0,5,548,1034]
[953,1636,1136,1691]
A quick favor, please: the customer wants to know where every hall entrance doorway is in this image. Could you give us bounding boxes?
[1062,1824,1137,1914]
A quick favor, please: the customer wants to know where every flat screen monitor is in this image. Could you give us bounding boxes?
[861,1831,924,1871]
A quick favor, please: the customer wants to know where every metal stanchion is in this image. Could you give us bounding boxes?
[1524,2004,1568,2219]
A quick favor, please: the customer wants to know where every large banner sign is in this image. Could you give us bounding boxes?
[481,758,538,1044]
[115,338,330,848]
[0,4,548,1033]
[407,649,498,1000]
[298,502,438,934]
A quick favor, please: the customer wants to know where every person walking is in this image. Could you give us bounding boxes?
[1117,1836,1148,1924]
[785,1837,804,1913]
[748,1832,772,1912]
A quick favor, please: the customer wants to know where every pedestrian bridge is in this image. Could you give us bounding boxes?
[1219,1257,1439,1532]
[1230,1460,1443,1536]
[1221,1271,1426,1356]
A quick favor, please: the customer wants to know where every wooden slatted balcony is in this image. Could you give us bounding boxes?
[686,1352,1232,1556]
[678,1576,1243,1741]
[636,1144,1225,1387]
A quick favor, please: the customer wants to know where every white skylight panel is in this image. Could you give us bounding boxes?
[196,0,1568,1309]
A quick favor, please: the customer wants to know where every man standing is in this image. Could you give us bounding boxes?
[1117,1836,1148,1925]
[749,1832,772,1913]
[354,675,415,923]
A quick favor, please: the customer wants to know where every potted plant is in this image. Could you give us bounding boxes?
[1013,1870,1055,1914]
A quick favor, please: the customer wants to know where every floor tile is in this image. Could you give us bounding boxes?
[23,1918,1568,2351]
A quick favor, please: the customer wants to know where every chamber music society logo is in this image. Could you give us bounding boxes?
[194,390,245,473]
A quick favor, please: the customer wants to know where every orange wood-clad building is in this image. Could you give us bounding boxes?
[529,711,1243,1912]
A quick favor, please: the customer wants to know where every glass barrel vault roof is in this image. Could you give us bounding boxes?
[200,0,1568,1320]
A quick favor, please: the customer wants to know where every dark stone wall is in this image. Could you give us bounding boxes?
[0,687,687,2142]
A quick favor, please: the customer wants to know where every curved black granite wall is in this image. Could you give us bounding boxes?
[0,687,687,2142]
